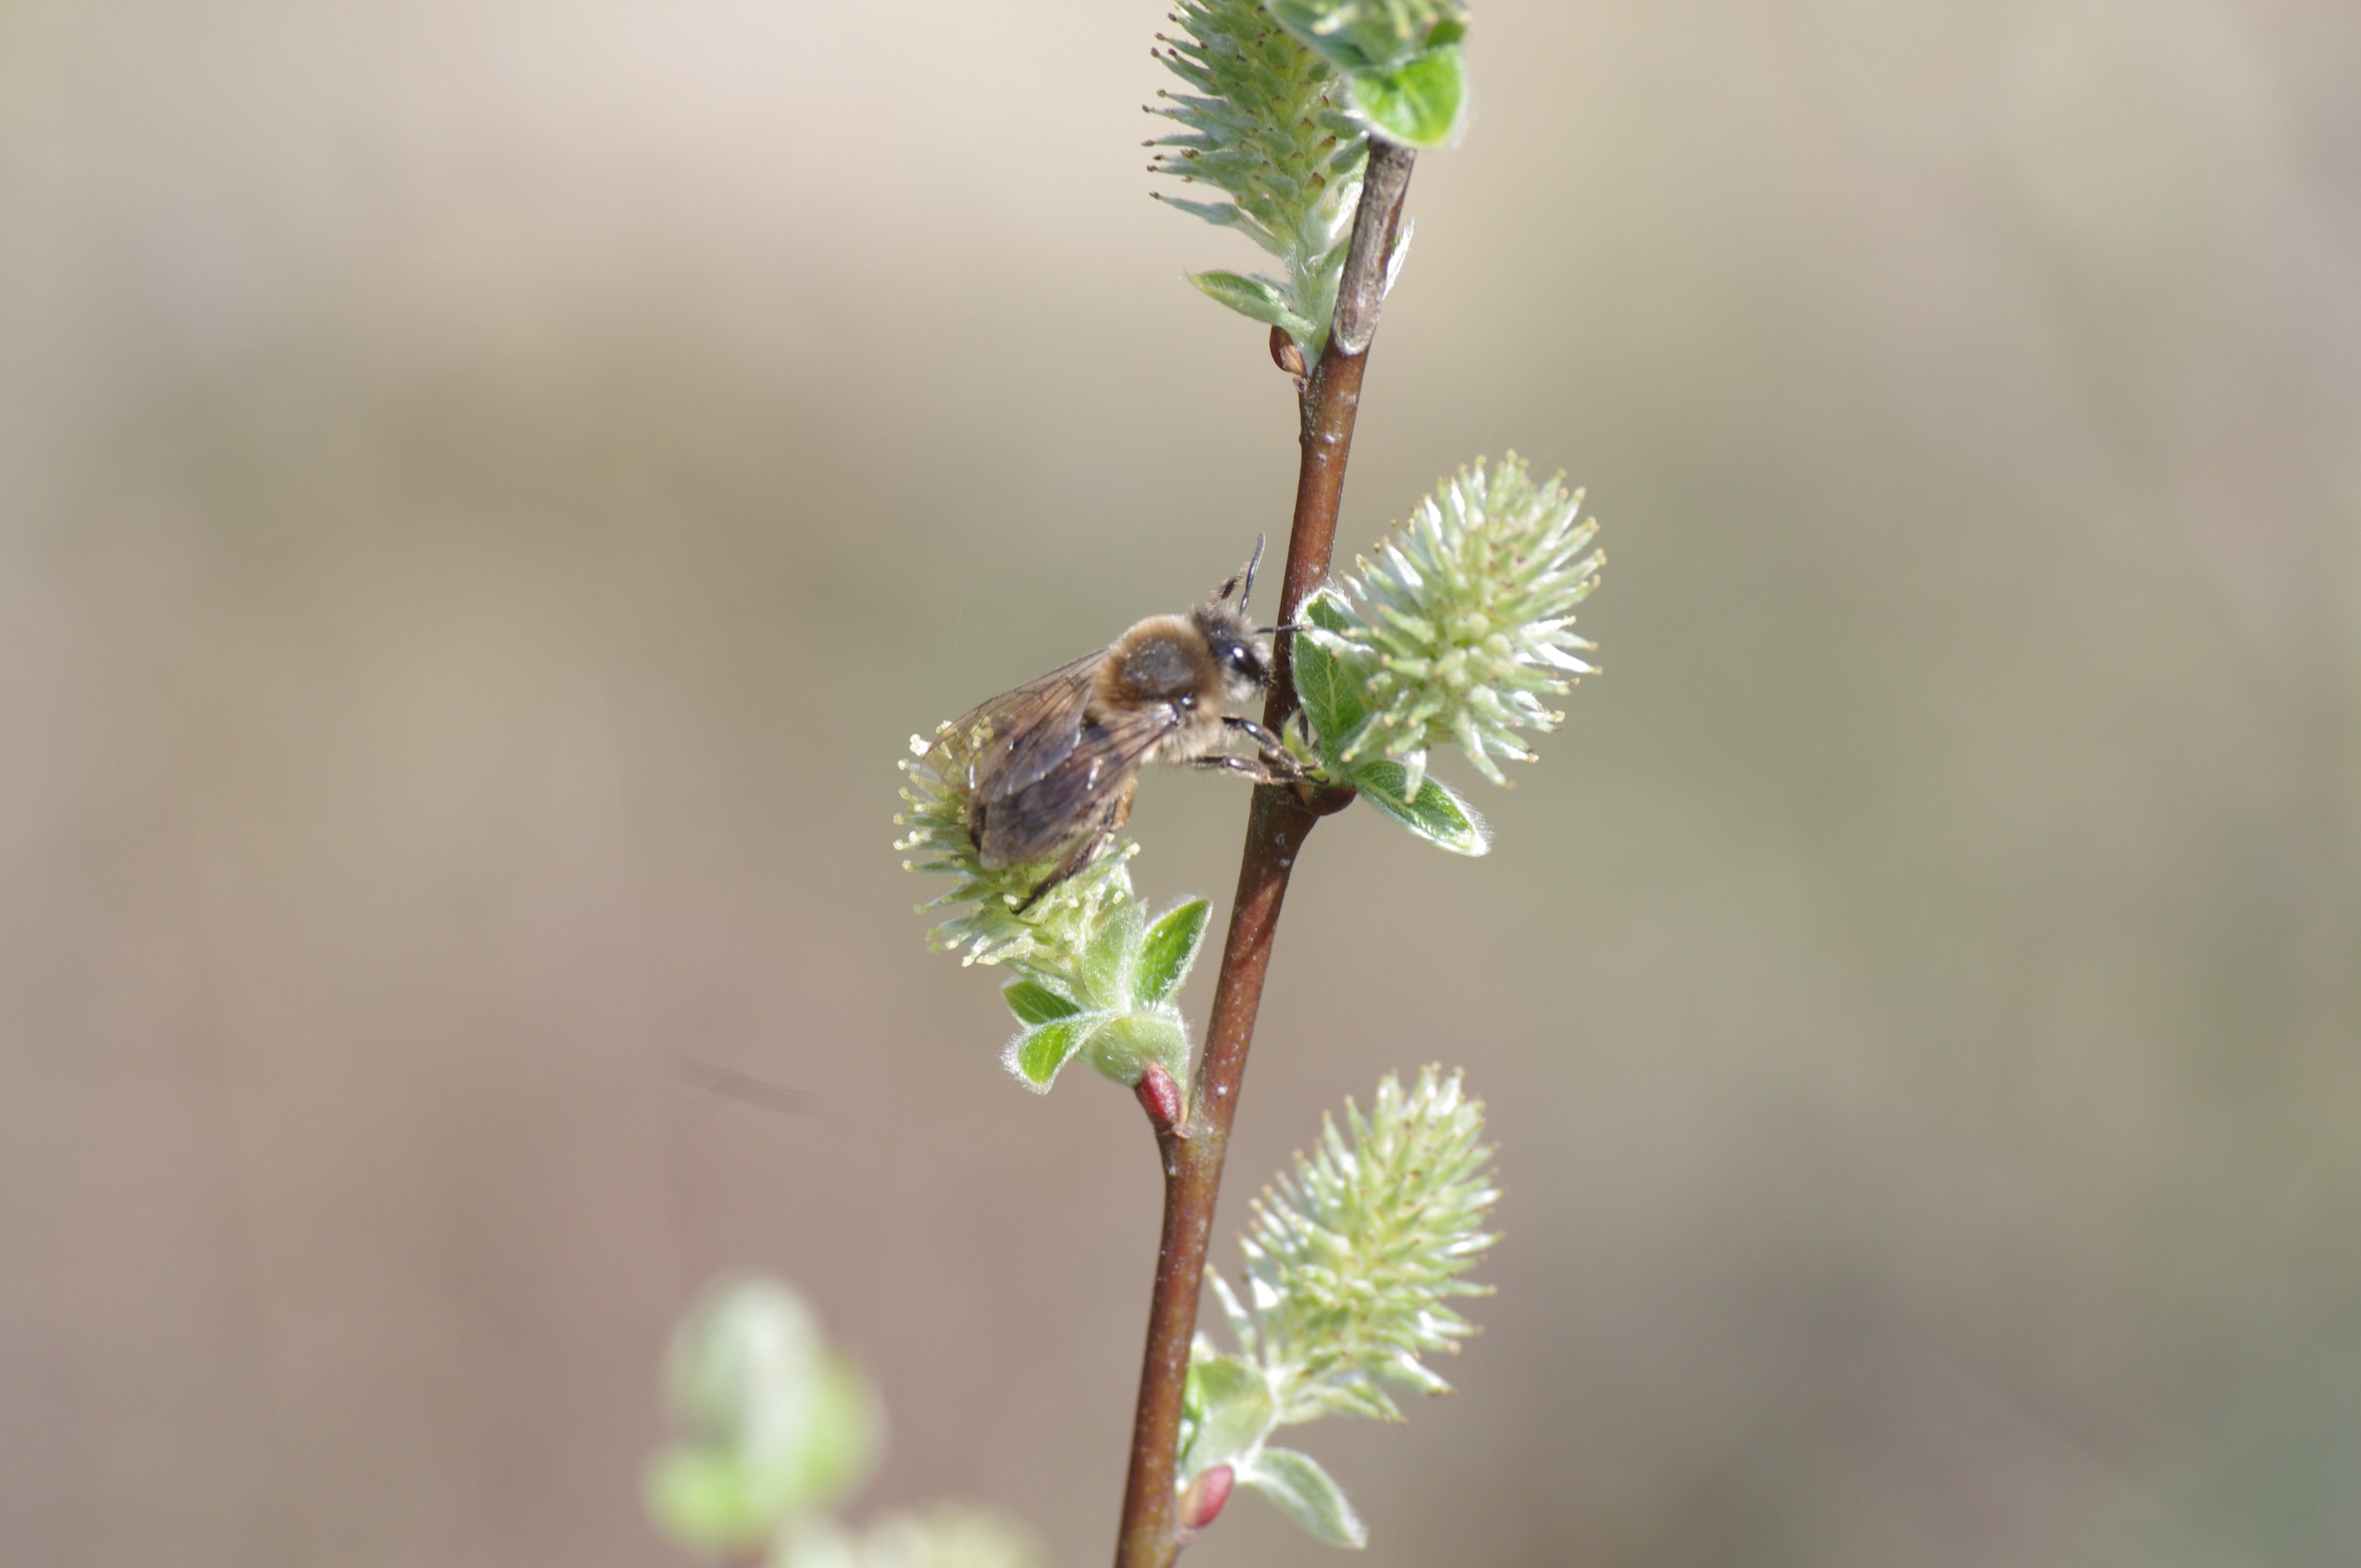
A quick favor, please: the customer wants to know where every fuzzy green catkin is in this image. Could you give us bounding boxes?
[1326,454,1602,786]
[1151,0,1368,348]
[1232,1066,1499,1424]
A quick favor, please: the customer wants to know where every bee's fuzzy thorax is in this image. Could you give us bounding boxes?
[1099,616,1217,709]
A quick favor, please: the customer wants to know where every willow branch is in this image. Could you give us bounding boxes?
[1112,138,1417,1568]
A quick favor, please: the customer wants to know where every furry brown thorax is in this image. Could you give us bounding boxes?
[1089,601,1271,763]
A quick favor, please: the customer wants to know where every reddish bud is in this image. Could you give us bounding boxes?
[1134,1065,1185,1133]
[1269,326,1307,378]
[1179,1464,1235,1531]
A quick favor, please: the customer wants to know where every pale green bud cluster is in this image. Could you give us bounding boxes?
[895,733,1213,1099]
[1179,1068,1499,1547]
[1151,0,1369,353]
[647,1277,1042,1568]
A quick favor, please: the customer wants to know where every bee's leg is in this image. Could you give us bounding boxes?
[1220,715,1304,779]
[1107,773,1141,833]
[1186,755,1296,785]
[1221,715,1284,749]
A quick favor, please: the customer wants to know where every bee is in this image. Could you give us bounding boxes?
[931,541,1302,906]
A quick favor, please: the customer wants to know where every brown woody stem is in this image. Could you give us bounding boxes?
[1111,138,1416,1568]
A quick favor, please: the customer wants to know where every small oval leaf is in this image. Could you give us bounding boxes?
[1135,900,1212,1007]
[1005,1017,1093,1091]
[1080,902,1146,1011]
[1085,1012,1189,1089]
[1188,270,1318,339]
[1293,588,1369,760]
[1002,979,1081,1027]
[1243,1447,1368,1548]
[1265,0,1468,73]
[1348,46,1467,150]
[1352,762,1491,855]
[1180,1354,1276,1478]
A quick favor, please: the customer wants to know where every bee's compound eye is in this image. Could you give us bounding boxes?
[1229,646,1254,669]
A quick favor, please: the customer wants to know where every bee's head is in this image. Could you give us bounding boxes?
[1191,599,1271,705]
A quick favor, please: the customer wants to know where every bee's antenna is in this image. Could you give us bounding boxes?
[1238,533,1266,612]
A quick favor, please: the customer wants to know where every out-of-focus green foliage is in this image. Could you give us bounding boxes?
[647,1277,884,1554]
[649,1279,1040,1568]
[773,1507,1043,1568]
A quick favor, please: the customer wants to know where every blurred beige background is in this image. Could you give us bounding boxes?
[5,1,2360,1565]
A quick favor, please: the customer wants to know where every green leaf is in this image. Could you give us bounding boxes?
[1243,1447,1367,1548]
[1181,1354,1277,1477]
[645,1448,785,1554]
[1348,45,1466,149]
[1188,270,1317,339]
[786,1509,1045,1568]
[1351,761,1491,854]
[1002,979,1081,1027]
[1085,1012,1189,1088]
[1293,587,1368,760]
[645,1279,887,1558]
[1134,900,1212,1007]
[1266,0,1468,74]
[1300,584,1356,638]
[1080,901,1145,1009]
[1008,1017,1095,1090]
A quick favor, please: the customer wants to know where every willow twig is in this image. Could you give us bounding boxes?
[1112,138,1416,1568]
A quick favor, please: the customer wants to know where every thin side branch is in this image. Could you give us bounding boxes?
[1113,138,1417,1568]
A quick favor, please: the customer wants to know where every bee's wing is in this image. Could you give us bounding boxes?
[932,650,1105,801]
[975,700,1183,868]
